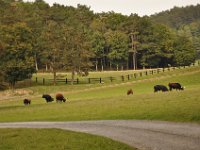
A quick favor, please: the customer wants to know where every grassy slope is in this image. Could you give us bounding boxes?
[0,67,199,122]
[0,67,199,150]
[0,129,134,150]
[12,66,200,96]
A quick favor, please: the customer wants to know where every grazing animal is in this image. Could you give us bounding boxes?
[23,99,31,105]
[56,93,66,102]
[154,85,168,92]
[42,94,54,103]
[168,83,184,91]
[127,89,133,95]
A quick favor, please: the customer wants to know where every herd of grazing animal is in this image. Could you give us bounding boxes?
[23,83,184,105]
[127,82,184,96]
[154,82,184,92]
[23,93,67,105]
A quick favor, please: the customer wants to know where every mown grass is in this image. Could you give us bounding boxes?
[0,67,199,150]
[13,66,199,95]
[0,128,134,150]
[0,88,199,122]
[0,67,199,123]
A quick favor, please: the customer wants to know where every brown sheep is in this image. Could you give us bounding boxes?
[127,89,133,95]
[56,93,66,102]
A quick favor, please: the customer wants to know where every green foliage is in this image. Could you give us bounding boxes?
[151,5,200,60]
[105,30,129,67]
[91,31,105,57]
[0,23,35,88]
[151,4,200,28]
[173,35,196,66]
[0,0,198,75]
[139,23,174,67]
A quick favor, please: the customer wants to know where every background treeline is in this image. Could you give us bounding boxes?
[0,0,198,87]
[151,4,200,58]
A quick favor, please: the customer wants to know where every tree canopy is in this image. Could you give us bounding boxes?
[0,0,198,86]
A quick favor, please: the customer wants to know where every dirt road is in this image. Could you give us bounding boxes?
[0,120,200,150]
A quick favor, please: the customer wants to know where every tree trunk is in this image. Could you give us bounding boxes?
[95,58,98,71]
[127,60,129,70]
[53,70,56,86]
[121,65,124,71]
[35,53,38,71]
[10,81,15,92]
[50,65,53,71]
[101,58,103,71]
[132,51,138,70]
[71,69,75,85]
[46,64,48,71]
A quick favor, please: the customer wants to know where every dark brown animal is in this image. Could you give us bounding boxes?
[168,83,184,91]
[56,93,66,102]
[154,85,168,92]
[127,89,133,95]
[42,94,54,103]
[23,99,31,105]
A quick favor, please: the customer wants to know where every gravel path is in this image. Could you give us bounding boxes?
[0,120,200,150]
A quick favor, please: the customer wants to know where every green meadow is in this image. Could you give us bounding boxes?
[0,66,199,122]
[0,128,134,150]
[0,67,199,150]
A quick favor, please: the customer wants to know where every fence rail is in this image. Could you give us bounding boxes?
[34,64,199,85]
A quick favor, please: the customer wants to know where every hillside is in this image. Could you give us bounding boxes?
[151,4,200,28]
[151,4,200,58]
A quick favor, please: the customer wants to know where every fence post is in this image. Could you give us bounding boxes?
[100,78,102,83]
[134,73,137,78]
[157,69,159,74]
[65,78,68,84]
[131,74,133,78]
[88,78,91,84]
[110,77,113,82]
[140,72,142,77]
[163,68,165,72]
[36,77,38,83]
[127,75,130,80]
[145,71,148,75]
[121,76,124,81]
[77,78,79,84]
[43,78,45,85]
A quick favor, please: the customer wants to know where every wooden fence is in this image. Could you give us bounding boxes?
[34,64,199,85]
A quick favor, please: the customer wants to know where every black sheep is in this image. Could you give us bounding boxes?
[154,85,168,92]
[42,94,54,103]
[168,83,184,91]
[23,99,31,105]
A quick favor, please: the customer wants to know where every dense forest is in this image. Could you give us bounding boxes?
[151,4,200,59]
[0,0,198,87]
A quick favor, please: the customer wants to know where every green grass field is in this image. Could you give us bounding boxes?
[0,128,134,150]
[0,66,199,122]
[0,66,199,150]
